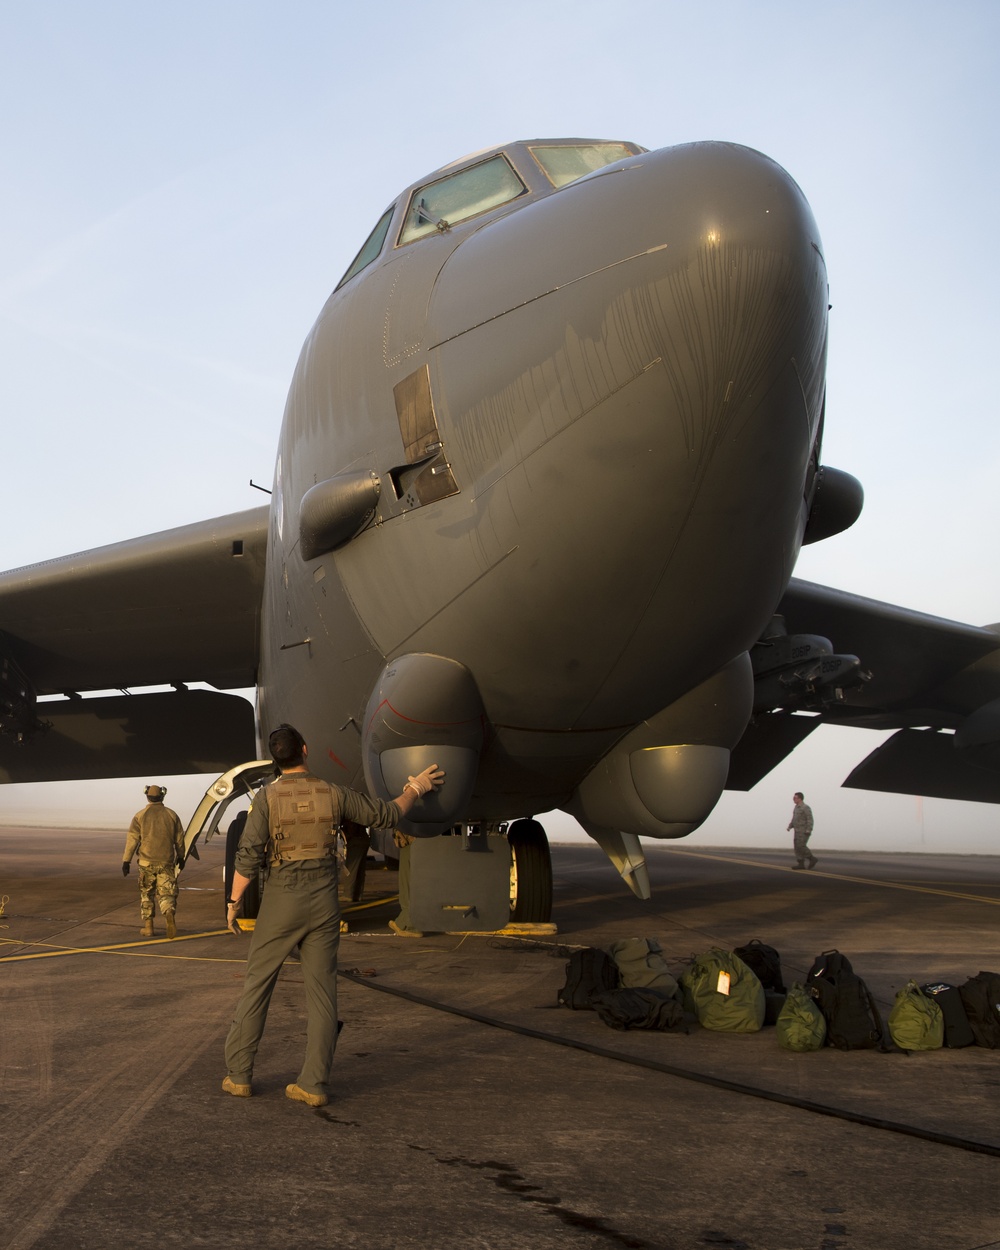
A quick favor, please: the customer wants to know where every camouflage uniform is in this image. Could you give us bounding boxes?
[123,801,185,920]
[224,773,401,1100]
[787,800,815,867]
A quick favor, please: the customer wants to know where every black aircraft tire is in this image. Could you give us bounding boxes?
[508,819,553,923]
[224,812,261,920]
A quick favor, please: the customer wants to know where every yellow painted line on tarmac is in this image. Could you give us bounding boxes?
[343,894,399,913]
[660,847,1000,907]
[0,929,241,963]
[0,895,404,963]
[449,924,560,937]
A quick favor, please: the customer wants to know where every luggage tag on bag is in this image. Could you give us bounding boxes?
[717,971,731,995]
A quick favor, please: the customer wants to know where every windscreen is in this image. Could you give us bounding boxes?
[399,155,526,244]
[336,205,395,289]
[528,143,636,189]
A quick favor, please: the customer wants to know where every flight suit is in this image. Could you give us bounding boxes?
[224,773,401,1098]
[123,802,184,921]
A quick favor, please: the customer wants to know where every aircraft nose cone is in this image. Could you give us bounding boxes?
[431,144,829,488]
[425,141,831,728]
[432,140,827,372]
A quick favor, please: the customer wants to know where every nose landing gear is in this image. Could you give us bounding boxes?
[507,819,553,923]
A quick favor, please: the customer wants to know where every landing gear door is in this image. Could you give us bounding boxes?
[409,831,512,933]
[180,759,274,863]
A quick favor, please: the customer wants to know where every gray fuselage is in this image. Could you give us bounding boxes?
[258,139,828,833]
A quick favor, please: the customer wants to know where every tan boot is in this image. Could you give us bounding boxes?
[140,918,154,938]
[285,1083,328,1107]
[165,913,176,939]
[389,919,424,938]
[222,1076,252,1098]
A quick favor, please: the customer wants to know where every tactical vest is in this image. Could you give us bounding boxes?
[267,775,345,867]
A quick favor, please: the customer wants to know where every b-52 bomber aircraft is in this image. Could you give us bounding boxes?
[2,138,999,928]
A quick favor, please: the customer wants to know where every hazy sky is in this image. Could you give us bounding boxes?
[1,2,998,853]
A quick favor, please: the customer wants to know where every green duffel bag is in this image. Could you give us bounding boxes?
[609,937,680,999]
[776,982,827,1051]
[888,980,944,1051]
[680,947,765,1032]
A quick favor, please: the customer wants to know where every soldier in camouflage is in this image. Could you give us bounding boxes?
[787,791,817,870]
[222,723,444,1108]
[122,784,185,938]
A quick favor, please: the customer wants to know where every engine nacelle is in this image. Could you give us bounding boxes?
[751,618,868,713]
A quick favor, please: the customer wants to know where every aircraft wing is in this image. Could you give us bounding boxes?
[728,578,1000,802]
[0,508,268,783]
[777,578,1000,725]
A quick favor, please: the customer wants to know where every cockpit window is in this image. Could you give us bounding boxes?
[399,155,526,245]
[336,205,395,289]
[528,143,636,189]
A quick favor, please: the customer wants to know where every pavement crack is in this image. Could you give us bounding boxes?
[314,1109,362,1127]
[406,1145,669,1249]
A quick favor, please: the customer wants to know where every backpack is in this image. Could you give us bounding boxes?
[608,938,680,999]
[775,983,827,1051]
[958,971,1000,1048]
[806,950,888,1051]
[591,988,685,1032]
[680,948,765,1033]
[733,939,786,994]
[921,982,975,1048]
[887,981,944,1052]
[557,947,619,1009]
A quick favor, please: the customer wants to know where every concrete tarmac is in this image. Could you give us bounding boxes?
[1,828,998,1250]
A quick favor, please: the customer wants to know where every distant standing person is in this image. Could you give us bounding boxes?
[122,784,185,937]
[222,723,444,1108]
[787,791,817,870]
[388,829,419,937]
